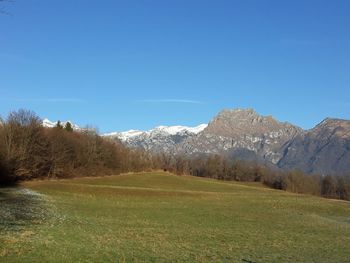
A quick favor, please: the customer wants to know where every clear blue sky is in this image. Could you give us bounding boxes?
[1,0,349,133]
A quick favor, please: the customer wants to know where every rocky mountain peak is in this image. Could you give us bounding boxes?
[178,109,303,165]
[215,108,262,122]
[204,108,300,137]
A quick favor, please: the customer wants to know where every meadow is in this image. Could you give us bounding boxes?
[1,172,350,262]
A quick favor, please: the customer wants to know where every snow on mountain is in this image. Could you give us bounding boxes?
[102,124,207,152]
[103,124,208,152]
[103,130,144,140]
[103,124,207,141]
[42,118,57,128]
[150,124,207,136]
[186,124,208,134]
[42,118,81,130]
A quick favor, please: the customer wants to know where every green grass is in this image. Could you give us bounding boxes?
[1,172,350,262]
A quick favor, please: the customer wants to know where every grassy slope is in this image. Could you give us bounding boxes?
[1,172,350,262]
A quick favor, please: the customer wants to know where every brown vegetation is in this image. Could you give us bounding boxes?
[157,152,350,200]
[0,109,154,184]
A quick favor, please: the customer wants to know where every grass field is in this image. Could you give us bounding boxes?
[1,172,350,262]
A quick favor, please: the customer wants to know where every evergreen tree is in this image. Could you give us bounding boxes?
[56,120,63,129]
[64,122,73,132]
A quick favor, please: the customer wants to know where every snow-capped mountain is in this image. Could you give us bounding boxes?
[104,124,207,140]
[103,124,207,152]
[42,118,81,130]
[103,110,302,162]
[104,130,144,141]
[151,124,208,135]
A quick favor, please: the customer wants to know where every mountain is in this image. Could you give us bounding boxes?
[278,118,350,175]
[42,118,81,131]
[178,109,302,164]
[104,109,303,163]
[103,108,350,175]
[103,124,207,152]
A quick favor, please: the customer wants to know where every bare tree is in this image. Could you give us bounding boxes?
[1,109,48,180]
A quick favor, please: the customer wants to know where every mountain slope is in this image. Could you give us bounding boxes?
[278,118,350,174]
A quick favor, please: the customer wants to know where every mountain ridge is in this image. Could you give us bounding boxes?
[104,108,350,175]
[103,124,207,139]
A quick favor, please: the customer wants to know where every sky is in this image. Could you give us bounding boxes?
[0,0,350,133]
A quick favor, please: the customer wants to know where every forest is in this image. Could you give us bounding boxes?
[1,109,349,200]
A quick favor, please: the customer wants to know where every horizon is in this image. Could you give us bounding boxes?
[1,1,350,132]
[41,107,346,134]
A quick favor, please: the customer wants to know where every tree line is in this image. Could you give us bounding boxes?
[0,109,155,184]
[1,109,349,201]
[161,154,350,200]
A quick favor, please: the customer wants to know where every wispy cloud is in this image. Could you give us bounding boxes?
[0,98,87,103]
[136,99,205,104]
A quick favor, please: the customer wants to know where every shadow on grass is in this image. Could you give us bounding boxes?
[242,259,258,263]
[0,187,50,232]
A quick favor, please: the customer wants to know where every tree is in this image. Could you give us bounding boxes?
[45,128,76,178]
[286,170,305,193]
[56,120,63,129]
[336,176,348,200]
[0,109,49,180]
[64,122,73,132]
[321,175,336,198]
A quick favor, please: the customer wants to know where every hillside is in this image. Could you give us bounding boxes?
[1,172,350,262]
